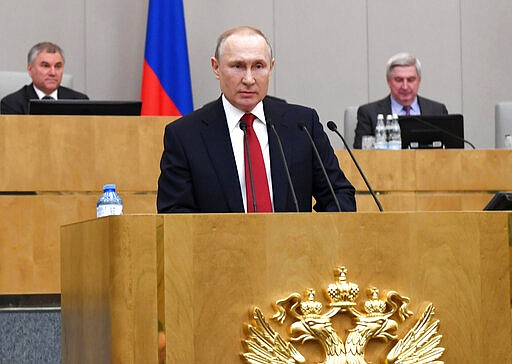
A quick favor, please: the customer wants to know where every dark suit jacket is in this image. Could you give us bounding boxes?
[157,96,356,213]
[354,95,448,148]
[0,84,89,114]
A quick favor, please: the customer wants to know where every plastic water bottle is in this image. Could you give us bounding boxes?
[505,134,512,149]
[374,114,388,149]
[385,114,393,148]
[96,184,123,218]
[388,113,402,150]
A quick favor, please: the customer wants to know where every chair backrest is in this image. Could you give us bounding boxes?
[0,71,74,100]
[495,101,512,148]
[343,106,358,148]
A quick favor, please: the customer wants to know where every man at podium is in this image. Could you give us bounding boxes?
[157,26,356,213]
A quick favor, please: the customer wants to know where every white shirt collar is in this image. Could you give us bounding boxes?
[222,94,266,132]
[33,85,58,100]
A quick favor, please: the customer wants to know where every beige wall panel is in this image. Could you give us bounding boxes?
[184,0,275,109]
[366,0,462,114]
[84,0,148,99]
[0,0,87,94]
[461,0,512,149]
[273,1,368,150]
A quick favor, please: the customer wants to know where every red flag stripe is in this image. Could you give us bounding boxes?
[141,61,181,116]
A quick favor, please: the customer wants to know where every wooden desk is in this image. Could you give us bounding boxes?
[0,115,510,295]
[0,115,173,294]
[336,149,512,211]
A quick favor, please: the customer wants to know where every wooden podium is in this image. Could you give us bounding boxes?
[61,212,511,363]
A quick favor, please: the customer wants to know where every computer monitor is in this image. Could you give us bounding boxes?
[28,99,142,116]
[398,114,465,149]
[483,191,512,211]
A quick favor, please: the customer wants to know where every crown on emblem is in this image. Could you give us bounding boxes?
[300,288,323,316]
[364,287,387,315]
[326,266,359,307]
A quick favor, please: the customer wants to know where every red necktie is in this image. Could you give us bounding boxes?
[241,113,272,213]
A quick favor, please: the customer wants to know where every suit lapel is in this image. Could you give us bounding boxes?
[417,96,430,114]
[24,85,39,114]
[200,98,244,212]
[367,97,392,130]
[378,96,392,115]
[264,99,292,211]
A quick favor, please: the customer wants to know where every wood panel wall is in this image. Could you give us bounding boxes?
[0,115,172,294]
[1,116,511,294]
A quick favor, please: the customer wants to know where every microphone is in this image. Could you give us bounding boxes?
[240,122,257,212]
[298,122,341,212]
[403,115,475,149]
[327,121,384,212]
[267,120,299,212]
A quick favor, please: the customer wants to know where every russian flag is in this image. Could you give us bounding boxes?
[141,0,193,116]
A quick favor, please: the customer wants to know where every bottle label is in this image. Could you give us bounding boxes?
[97,204,123,218]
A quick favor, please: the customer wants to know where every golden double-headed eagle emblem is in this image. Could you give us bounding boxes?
[242,266,444,364]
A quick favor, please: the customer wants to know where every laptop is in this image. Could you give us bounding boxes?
[398,114,465,149]
[28,99,142,116]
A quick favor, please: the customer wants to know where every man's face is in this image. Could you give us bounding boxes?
[28,50,64,95]
[386,65,421,107]
[211,32,274,112]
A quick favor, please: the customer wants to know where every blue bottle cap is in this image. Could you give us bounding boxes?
[103,184,116,191]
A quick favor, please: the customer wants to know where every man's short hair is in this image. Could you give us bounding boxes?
[27,42,65,66]
[214,26,273,61]
[386,52,421,79]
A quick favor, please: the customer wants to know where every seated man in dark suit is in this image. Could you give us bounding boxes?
[1,41,88,114]
[157,26,356,213]
[354,52,448,148]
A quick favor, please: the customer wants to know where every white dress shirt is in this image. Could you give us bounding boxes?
[33,85,58,100]
[222,94,274,212]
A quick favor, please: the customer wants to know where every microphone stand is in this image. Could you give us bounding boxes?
[327,121,383,212]
[267,120,300,212]
[298,122,342,212]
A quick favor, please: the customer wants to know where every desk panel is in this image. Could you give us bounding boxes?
[1,116,510,294]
